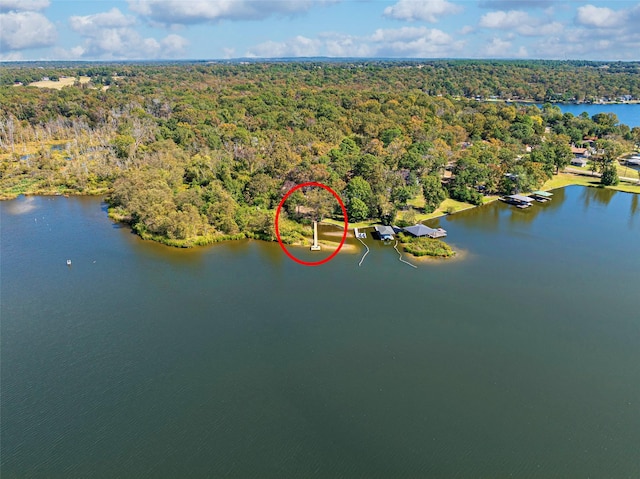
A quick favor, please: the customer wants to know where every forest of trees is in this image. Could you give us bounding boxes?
[1,61,638,246]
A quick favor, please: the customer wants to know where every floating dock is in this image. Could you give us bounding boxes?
[502,194,535,209]
[354,227,366,239]
[530,191,553,203]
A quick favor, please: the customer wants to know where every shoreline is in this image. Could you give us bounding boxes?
[477,98,640,106]
[286,240,360,254]
[407,245,470,263]
[2,172,638,250]
[324,171,640,231]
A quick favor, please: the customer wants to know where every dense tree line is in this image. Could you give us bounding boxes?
[1,62,637,246]
[2,60,639,100]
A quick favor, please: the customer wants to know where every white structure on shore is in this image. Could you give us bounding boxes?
[310,221,321,251]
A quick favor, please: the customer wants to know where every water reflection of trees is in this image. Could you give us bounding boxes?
[630,194,638,227]
[436,186,638,233]
[580,186,616,210]
[506,188,565,226]
[440,201,502,231]
[442,189,568,231]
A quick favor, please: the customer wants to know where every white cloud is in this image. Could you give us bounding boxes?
[476,3,640,58]
[69,8,136,34]
[162,34,189,56]
[484,37,512,57]
[575,4,627,28]
[128,0,339,26]
[66,8,188,59]
[0,0,49,12]
[383,0,463,23]
[533,3,639,59]
[479,9,562,36]
[246,26,464,58]
[479,0,553,9]
[320,32,374,57]
[371,26,434,42]
[0,10,56,50]
[530,21,640,61]
[479,10,528,28]
[246,35,322,58]
[0,50,23,61]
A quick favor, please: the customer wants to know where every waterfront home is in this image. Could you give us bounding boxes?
[571,146,590,159]
[374,225,395,241]
[403,224,447,238]
[571,157,589,167]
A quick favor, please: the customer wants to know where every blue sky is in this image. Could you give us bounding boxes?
[1,0,639,61]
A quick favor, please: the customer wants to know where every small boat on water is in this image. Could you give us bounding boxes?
[66,259,72,266]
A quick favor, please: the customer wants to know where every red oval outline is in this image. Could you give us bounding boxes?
[275,182,349,266]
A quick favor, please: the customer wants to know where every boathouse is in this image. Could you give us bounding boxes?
[504,194,535,208]
[530,191,553,202]
[374,225,395,241]
[403,224,447,238]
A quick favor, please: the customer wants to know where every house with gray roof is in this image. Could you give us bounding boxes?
[403,224,447,238]
[374,225,395,241]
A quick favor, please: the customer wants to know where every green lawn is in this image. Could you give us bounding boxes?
[544,172,640,194]
[617,162,640,180]
[403,194,498,223]
[566,161,640,181]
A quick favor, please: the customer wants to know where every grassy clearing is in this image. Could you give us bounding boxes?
[27,76,91,90]
[399,235,455,258]
[402,195,498,223]
[277,218,314,244]
[617,162,640,180]
[542,172,640,194]
[324,194,498,230]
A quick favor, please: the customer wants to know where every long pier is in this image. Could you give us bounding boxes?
[354,228,370,267]
[310,221,321,251]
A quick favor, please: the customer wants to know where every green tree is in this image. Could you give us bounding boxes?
[422,174,447,213]
[601,163,620,186]
[548,134,573,174]
[347,197,369,221]
[344,176,373,206]
[112,134,135,159]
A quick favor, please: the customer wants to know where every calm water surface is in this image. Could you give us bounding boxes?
[536,102,640,128]
[2,187,639,478]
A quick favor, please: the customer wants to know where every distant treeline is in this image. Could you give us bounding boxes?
[2,60,639,101]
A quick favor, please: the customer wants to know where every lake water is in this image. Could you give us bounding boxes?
[2,188,639,478]
[536,102,640,128]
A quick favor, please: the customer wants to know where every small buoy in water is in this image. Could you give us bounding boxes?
[66,259,72,266]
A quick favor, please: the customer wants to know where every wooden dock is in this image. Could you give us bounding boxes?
[310,221,321,251]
